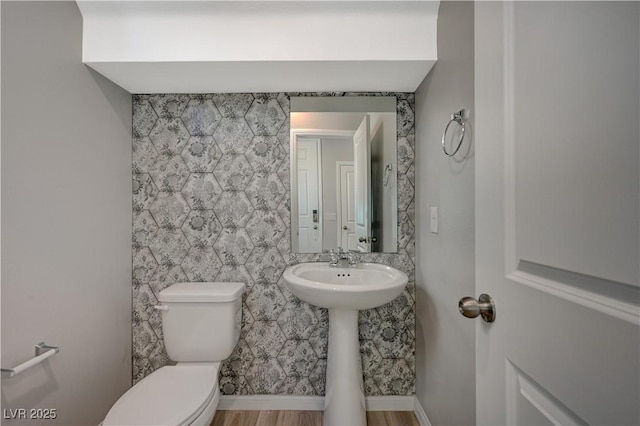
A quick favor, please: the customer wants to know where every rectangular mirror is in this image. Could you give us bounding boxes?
[290,96,398,253]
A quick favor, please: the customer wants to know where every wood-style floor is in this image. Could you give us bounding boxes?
[211,410,419,426]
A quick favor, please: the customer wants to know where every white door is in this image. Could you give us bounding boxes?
[354,115,371,252]
[475,2,639,425]
[297,138,322,252]
[337,161,356,250]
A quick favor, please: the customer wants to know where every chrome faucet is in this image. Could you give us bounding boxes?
[328,247,357,267]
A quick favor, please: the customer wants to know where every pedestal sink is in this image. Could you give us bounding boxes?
[282,262,408,426]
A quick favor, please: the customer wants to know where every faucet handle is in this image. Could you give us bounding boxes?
[328,249,339,265]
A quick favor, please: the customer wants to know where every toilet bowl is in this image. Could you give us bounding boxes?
[103,282,244,426]
[103,363,220,426]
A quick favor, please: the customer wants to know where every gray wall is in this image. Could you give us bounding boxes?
[1,2,132,425]
[369,112,398,252]
[414,2,476,425]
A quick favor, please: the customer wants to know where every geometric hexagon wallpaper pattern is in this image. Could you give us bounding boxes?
[132,92,416,396]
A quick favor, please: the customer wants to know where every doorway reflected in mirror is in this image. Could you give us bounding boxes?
[290,97,398,253]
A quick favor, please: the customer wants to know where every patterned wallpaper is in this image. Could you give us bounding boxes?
[131,92,416,396]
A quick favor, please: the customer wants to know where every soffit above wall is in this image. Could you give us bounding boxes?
[76,1,439,93]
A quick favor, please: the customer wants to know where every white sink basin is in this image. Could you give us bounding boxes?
[282,261,408,426]
[283,262,408,310]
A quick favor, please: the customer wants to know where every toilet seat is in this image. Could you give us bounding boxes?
[103,363,221,426]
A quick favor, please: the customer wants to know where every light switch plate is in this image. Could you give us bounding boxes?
[430,206,439,234]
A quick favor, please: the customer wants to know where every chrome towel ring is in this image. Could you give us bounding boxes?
[441,109,466,157]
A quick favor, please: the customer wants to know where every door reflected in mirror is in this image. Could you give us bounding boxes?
[290,97,398,253]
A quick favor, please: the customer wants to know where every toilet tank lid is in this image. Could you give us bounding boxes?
[158,282,245,303]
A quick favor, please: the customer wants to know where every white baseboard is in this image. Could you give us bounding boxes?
[219,395,323,411]
[413,396,432,426]
[366,396,415,411]
[218,395,415,412]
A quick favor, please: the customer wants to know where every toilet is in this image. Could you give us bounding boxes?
[103,282,245,426]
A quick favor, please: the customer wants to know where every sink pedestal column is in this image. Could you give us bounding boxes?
[324,308,366,426]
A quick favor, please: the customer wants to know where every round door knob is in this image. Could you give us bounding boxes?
[458,294,496,323]
[313,225,318,230]
[343,226,348,230]
[358,237,367,243]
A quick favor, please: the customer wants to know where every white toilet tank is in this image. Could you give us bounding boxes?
[157,282,244,362]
